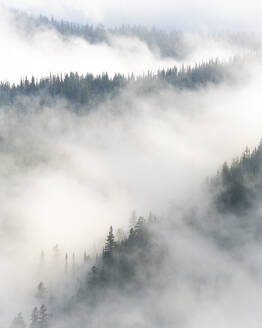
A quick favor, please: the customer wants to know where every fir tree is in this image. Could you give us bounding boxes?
[30,307,39,328]
[134,216,146,233]
[103,226,115,263]
[39,305,48,328]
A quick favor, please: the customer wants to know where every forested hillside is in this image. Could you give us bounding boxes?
[0,60,230,109]
[212,142,262,214]
[9,214,166,328]
[14,12,262,59]
[3,4,262,328]
[9,140,262,328]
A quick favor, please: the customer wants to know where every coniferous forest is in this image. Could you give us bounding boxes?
[0,60,229,108]
[2,4,262,328]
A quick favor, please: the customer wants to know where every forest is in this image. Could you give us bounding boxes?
[14,12,262,59]
[2,4,262,328]
[0,59,229,109]
[9,141,262,328]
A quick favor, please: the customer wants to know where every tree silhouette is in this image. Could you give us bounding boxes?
[39,304,48,328]
[103,226,115,261]
[30,307,39,328]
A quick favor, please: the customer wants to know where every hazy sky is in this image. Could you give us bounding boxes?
[1,0,262,31]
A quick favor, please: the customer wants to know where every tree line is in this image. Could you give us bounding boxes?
[0,60,229,109]
[211,140,262,214]
[14,11,261,59]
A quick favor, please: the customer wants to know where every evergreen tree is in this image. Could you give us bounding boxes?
[39,305,48,328]
[103,226,115,261]
[134,216,146,233]
[30,307,39,328]
[0,59,231,109]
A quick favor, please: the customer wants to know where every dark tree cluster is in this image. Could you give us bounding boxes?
[13,12,262,59]
[9,138,262,327]
[0,60,229,109]
[211,140,262,214]
[78,214,162,303]
[0,72,126,108]
[10,305,49,328]
[12,12,185,58]
[11,213,163,328]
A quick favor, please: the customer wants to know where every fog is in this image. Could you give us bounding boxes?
[0,8,258,83]
[2,0,262,31]
[1,3,262,328]
[0,8,176,83]
[1,59,262,325]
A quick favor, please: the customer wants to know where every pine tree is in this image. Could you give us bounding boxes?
[39,304,48,328]
[103,226,115,261]
[134,216,146,233]
[30,307,39,328]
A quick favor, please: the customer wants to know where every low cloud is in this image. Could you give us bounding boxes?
[1,0,262,31]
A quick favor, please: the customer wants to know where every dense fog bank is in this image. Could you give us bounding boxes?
[2,3,262,327]
[0,8,260,83]
[1,54,262,326]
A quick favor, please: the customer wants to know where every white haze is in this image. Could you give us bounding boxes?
[1,4,262,328]
[1,0,262,31]
[0,8,256,84]
[1,58,262,325]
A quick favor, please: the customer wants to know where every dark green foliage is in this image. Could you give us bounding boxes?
[103,226,115,262]
[0,72,126,108]
[211,141,262,214]
[0,60,229,110]
[84,216,163,295]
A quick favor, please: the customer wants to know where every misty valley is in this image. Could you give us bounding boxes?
[2,7,262,328]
